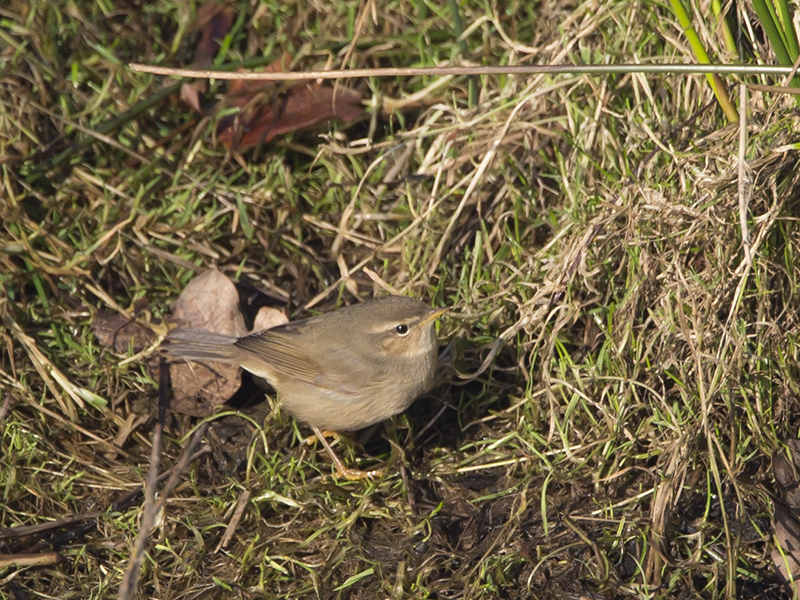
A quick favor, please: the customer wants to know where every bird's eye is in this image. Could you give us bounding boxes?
[395,324,409,336]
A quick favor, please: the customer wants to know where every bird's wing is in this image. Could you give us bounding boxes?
[235,329,320,383]
[236,328,386,397]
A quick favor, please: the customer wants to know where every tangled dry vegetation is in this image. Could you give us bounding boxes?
[3,0,800,598]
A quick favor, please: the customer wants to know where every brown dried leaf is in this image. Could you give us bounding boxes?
[772,439,800,595]
[93,311,156,353]
[170,362,242,417]
[253,305,289,332]
[169,269,247,416]
[179,0,235,112]
[217,79,363,151]
[180,82,206,113]
[194,1,235,65]
[171,268,247,336]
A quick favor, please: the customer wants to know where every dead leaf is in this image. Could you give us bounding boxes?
[93,311,156,353]
[216,56,363,152]
[772,439,800,596]
[171,268,247,336]
[194,1,235,65]
[179,0,235,112]
[218,83,363,151]
[176,2,363,143]
[253,305,288,332]
[167,270,287,416]
[169,269,247,416]
[170,361,242,417]
[180,83,205,114]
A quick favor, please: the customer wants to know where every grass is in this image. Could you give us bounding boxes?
[3,0,800,598]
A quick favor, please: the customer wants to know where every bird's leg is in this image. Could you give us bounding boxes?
[311,426,384,481]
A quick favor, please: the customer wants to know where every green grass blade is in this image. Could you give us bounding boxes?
[668,0,738,122]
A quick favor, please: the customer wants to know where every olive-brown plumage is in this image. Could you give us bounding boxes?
[166,295,448,431]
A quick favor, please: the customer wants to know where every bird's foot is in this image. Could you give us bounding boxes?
[303,430,340,445]
[334,465,385,481]
[310,426,383,480]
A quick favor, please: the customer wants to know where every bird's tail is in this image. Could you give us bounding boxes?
[164,329,239,362]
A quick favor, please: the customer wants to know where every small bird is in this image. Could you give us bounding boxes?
[165,295,449,478]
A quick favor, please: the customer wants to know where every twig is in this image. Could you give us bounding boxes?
[0,553,58,568]
[116,359,169,600]
[129,63,798,81]
[0,515,98,542]
[215,489,252,552]
[154,422,211,514]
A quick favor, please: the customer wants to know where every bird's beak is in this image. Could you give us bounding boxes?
[419,306,451,326]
